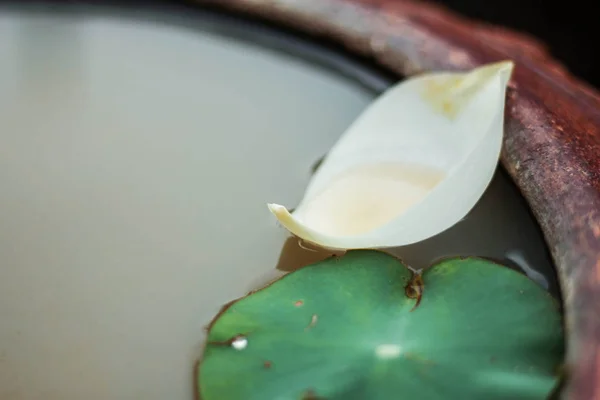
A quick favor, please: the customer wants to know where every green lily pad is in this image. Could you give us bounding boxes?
[198,250,564,400]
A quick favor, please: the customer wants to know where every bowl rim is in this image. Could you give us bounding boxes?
[193,1,600,399]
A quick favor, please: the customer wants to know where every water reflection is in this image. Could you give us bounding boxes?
[276,237,338,272]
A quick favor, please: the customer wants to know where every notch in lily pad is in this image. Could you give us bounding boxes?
[268,61,514,251]
[198,250,564,400]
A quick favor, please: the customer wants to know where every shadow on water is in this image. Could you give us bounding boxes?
[275,237,340,273]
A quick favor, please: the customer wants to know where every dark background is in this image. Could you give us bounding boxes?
[434,0,598,88]
[2,0,597,88]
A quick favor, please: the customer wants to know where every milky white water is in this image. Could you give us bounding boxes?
[0,8,373,400]
[0,5,557,400]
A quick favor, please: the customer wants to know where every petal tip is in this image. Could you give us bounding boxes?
[267,203,286,215]
[490,60,515,85]
[267,204,295,226]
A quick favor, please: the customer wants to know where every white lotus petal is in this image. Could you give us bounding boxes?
[269,61,514,250]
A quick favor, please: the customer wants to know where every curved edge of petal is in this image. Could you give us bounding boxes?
[267,203,357,250]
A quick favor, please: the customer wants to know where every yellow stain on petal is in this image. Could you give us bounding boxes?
[421,61,514,119]
[267,162,445,249]
[299,162,445,237]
